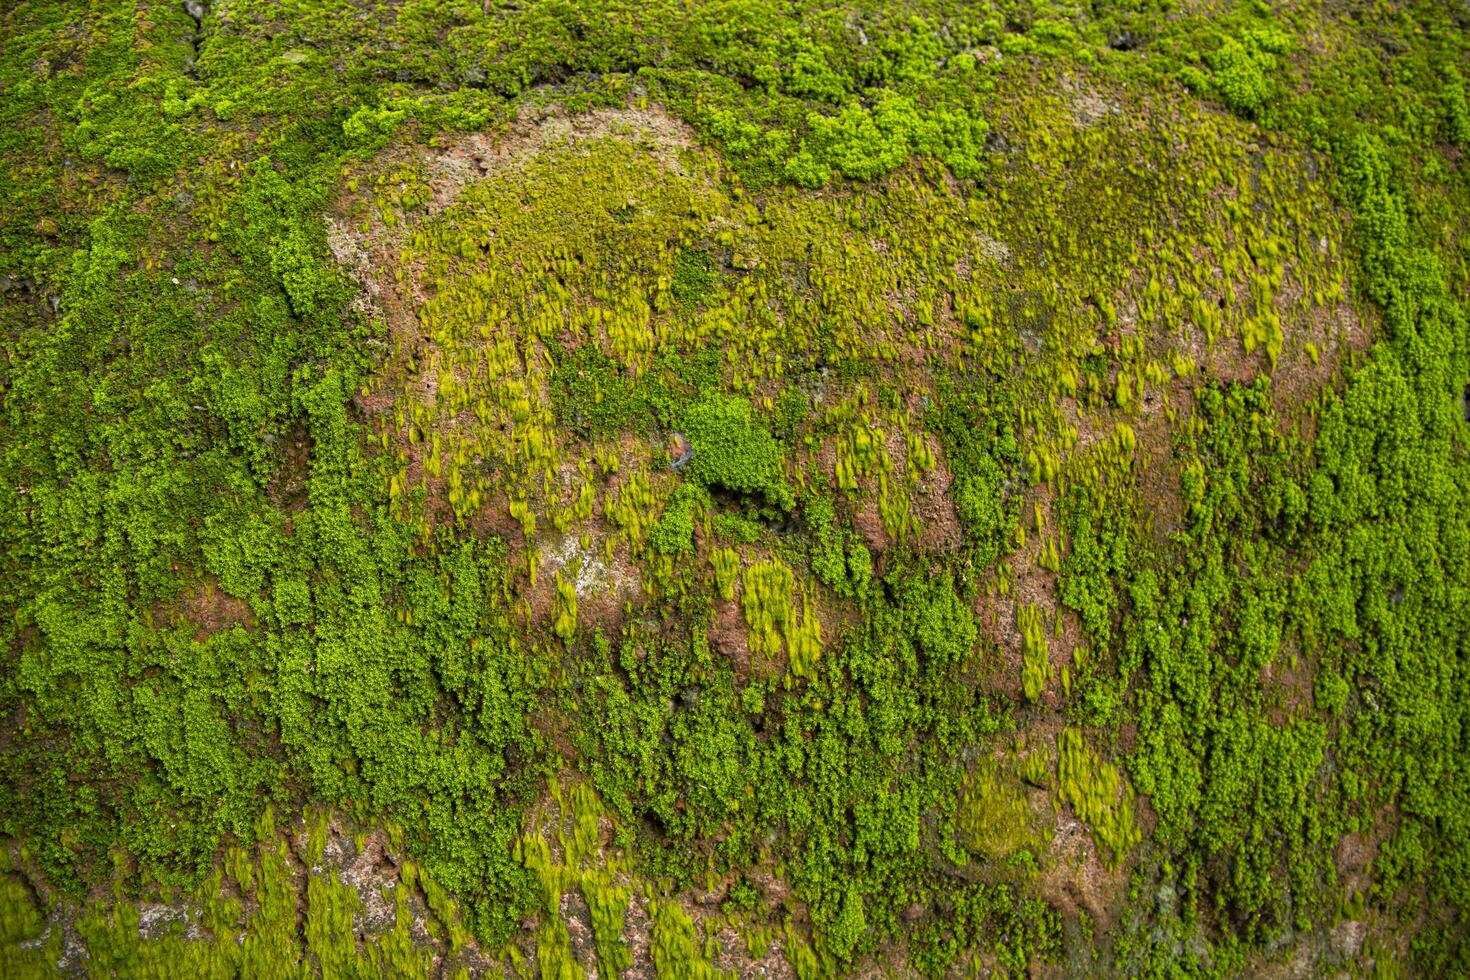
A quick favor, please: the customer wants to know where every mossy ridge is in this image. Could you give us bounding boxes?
[0,807,478,978]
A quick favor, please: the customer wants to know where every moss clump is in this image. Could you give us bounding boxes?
[710,546,740,601]
[650,483,709,555]
[1018,604,1051,703]
[1057,730,1139,869]
[671,248,718,307]
[957,761,1036,863]
[682,394,795,511]
[553,571,579,641]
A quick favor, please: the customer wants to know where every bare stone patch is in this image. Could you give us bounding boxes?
[560,887,601,977]
[618,890,656,980]
[972,230,1012,265]
[538,533,638,602]
[317,826,402,935]
[136,902,202,942]
[1062,76,1121,129]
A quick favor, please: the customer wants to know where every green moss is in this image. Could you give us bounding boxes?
[651,484,709,555]
[1018,604,1050,703]
[551,344,654,439]
[682,394,795,511]
[3,0,1469,974]
[671,248,718,308]
[956,761,1035,863]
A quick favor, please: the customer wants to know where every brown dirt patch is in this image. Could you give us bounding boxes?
[911,437,963,553]
[1263,643,1316,725]
[850,498,889,554]
[708,596,754,672]
[179,578,254,640]
[833,426,962,556]
[266,423,312,513]
[1334,830,1378,899]
[1038,805,1127,936]
[1269,290,1374,438]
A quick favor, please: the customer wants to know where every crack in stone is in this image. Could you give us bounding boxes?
[183,0,209,79]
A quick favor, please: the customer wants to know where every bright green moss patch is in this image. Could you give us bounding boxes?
[683,394,795,511]
[956,761,1038,864]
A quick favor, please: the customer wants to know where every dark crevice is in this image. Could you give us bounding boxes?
[183,0,209,79]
